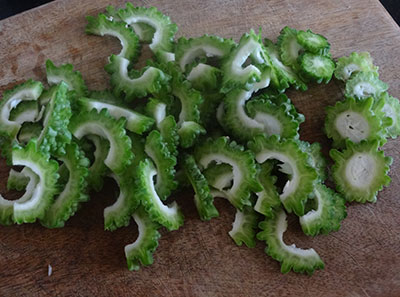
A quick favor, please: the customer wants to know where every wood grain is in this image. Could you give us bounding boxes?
[0,0,400,296]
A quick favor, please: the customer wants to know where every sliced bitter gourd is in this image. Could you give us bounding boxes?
[9,101,40,124]
[7,168,31,191]
[298,53,335,83]
[105,55,169,101]
[136,159,184,231]
[186,64,221,92]
[41,142,90,228]
[268,93,305,124]
[11,140,59,224]
[117,4,177,62]
[37,82,72,156]
[277,26,304,70]
[85,13,140,62]
[345,71,387,99]
[78,97,154,135]
[373,92,400,139]
[194,136,262,210]
[299,141,327,181]
[46,60,88,97]
[125,206,161,271]
[203,163,233,191]
[248,135,317,216]
[257,208,324,274]
[221,30,270,93]
[69,109,133,174]
[324,96,388,148]
[299,183,347,236]
[330,140,392,203]
[145,130,177,200]
[183,155,219,221]
[296,29,330,54]
[17,122,42,144]
[334,52,379,81]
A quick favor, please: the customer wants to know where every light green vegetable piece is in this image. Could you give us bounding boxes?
[299,141,327,181]
[296,29,330,54]
[373,92,400,139]
[9,100,41,124]
[330,140,392,203]
[299,53,335,83]
[17,122,43,144]
[334,52,379,81]
[257,208,325,275]
[277,26,304,70]
[345,71,387,100]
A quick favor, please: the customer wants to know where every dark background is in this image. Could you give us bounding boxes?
[0,0,399,25]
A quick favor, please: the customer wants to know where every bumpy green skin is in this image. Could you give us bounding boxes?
[7,169,30,191]
[277,26,304,70]
[330,140,392,203]
[187,64,222,92]
[263,39,307,91]
[334,52,379,81]
[194,137,262,210]
[246,96,301,140]
[296,29,330,54]
[199,92,225,129]
[41,142,90,228]
[104,170,139,231]
[178,121,206,148]
[345,71,387,100]
[248,135,318,216]
[300,183,347,236]
[159,115,179,157]
[78,97,154,135]
[203,163,233,190]
[88,89,123,104]
[125,206,161,271]
[105,55,170,101]
[268,93,305,124]
[299,53,335,84]
[85,13,140,62]
[299,141,327,181]
[183,155,219,221]
[373,92,400,139]
[324,96,388,148]
[39,85,58,106]
[176,34,236,72]
[254,162,281,218]
[136,159,184,231]
[37,82,72,156]
[145,130,177,200]
[9,100,39,123]
[221,30,270,93]
[11,140,59,224]
[117,3,177,62]
[46,60,88,97]
[229,205,259,248]
[69,109,133,174]
[257,208,325,275]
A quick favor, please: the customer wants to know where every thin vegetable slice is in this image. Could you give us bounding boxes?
[296,29,330,54]
[257,208,324,274]
[85,13,140,61]
[299,141,327,181]
[299,53,335,83]
[324,96,388,148]
[277,26,304,69]
[248,135,317,216]
[203,163,233,191]
[299,183,347,236]
[118,4,177,62]
[41,142,90,228]
[69,109,133,174]
[330,140,392,203]
[334,52,379,81]
[373,92,400,139]
[9,101,40,124]
[136,159,184,231]
[194,136,262,210]
[17,122,42,144]
[345,71,387,99]
[125,206,161,271]
[7,168,31,191]
[187,64,221,92]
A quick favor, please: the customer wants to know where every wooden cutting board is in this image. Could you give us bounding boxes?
[0,0,399,296]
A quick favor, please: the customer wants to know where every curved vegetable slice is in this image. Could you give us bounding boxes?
[17,122,42,144]
[9,101,40,124]
[299,53,335,83]
[248,135,317,216]
[334,52,378,81]
[11,140,59,224]
[268,93,305,124]
[345,71,387,100]
[41,142,90,228]
[246,96,301,140]
[145,130,177,200]
[187,64,221,92]
[85,13,140,61]
[299,183,347,236]
[324,96,388,148]
[194,136,262,210]
[37,82,72,156]
[0,167,39,225]
[183,155,219,221]
[373,92,400,139]
[277,26,304,70]
[46,60,88,97]
[257,208,324,274]
[105,55,169,101]
[136,159,184,231]
[69,109,133,174]
[203,163,233,191]
[125,206,161,271]
[117,4,177,62]
[296,29,330,54]
[330,140,392,203]
[78,97,154,135]
[176,35,236,72]
[221,30,270,93]
[299,141,327,181]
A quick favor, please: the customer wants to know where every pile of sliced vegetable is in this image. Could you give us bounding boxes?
[0,3,398,274]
